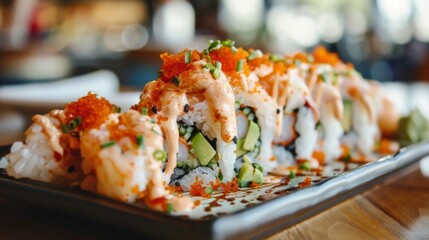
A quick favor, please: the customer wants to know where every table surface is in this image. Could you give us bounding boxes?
[1,162,428,240]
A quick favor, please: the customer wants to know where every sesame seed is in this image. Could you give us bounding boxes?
[151,106,158,114]
[184,104,190,113]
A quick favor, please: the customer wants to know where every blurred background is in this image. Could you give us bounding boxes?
[1,0,429,144]
[1,0,429,87]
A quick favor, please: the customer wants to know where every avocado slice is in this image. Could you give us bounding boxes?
[237,155,264,187]
[235,138,247,157]
[243,121,260,151]
[341,100,352,132]
[191,132,216,166]
[237,162,254,187]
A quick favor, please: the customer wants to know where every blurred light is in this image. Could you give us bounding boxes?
[219,0,264,32]
[153,0,195,50]
[290,15,319,47]
[344,36,370,61]
[377,0,412,23]
[370,61,393,82]
[316,11,344,43]
[267,6,319,49]
[122,24,149,50]
[414,0,429,42]
[377,0,413,44]
[344,8,368,36]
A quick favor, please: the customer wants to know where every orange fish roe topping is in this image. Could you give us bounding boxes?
[64,93,114,130]
[220,178,239,195]
[210,178,222,191]
[299,176,312,188]
[247,50,271,70]
[249,181,261,189]
[272,61,288,75]
[209,47,250,78]
[293,52,309,63]
[159,49,202,83]
[106,119,135,145]
[312,46,342,66]
[190,177,211,198]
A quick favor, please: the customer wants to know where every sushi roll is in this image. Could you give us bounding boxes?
[248,51,320,168]
[136,49,238,191]
[207,40,281,174]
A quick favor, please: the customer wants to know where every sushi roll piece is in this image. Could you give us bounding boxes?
[5,110,79,183]
[248,51,320,168]
[5,93,193,212]
[136,49,238,191]
[290,51,345,162]
[207,40,281,174]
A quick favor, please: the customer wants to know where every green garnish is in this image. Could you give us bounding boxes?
[269,54,283,62]
[222,39,234,47]
[141,107,149,116]
[136,135,144,148]
[157,70,163,78]
[247,49,263,61]
[184,50,191,64]
[113,105,122,113]
[150,119,157,124]
[299,161,311,171]
[74,116,81,125]
[172,76,180,86]
[153,150,166,161]
[100,141,116,148]
[205,186,213,195]
[321,72,328,83]
[68,120,77,130]
[236,59,244,72]
[289,170,296,179]
[166,203,174,213]
[61,124,69,134]
[208,40,222,52]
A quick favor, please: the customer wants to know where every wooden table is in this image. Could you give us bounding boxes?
[1,162,428,240]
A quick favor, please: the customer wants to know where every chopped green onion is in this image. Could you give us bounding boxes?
[61,124,69,134]
[307,55,314,63]
[184,50,191,64]
[215,61,221,69]
[68,120,77,130]
[269,54,283,62]
[213,68,221,79]
[100,141,116,148]
[172,76,180,86]
[136,135,144,147]
[222,39,235,47]
[293,59,301,66]
[299,161,311,171]
[74,116,81,125]
[150,119,157,124]
[289,170,296,179]
[321,72,328,83]
[166,203,174,213]
[203,49,209,55]
[153,150,166,161]
[141,107,148,116]
[208,40,222,52]
[205,62,215,71]
[230,46,238,53]
[236,59,244,72]
[247,49,263,61]
[218,172,223,181]
[157,70,163,78]
[205,186,213,195]
[113,105,121,113]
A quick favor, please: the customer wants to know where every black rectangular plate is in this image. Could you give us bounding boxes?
[1,142,429,240]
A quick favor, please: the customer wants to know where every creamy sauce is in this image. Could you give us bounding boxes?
[158,91,187,177]
[31,114,63,155]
